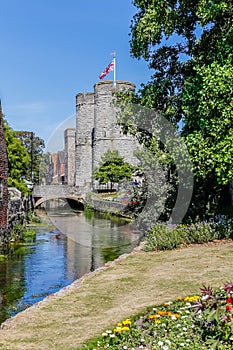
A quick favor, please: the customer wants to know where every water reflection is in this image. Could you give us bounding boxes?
[0,210,141,324]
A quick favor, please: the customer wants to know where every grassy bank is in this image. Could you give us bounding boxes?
[0,240,232,349]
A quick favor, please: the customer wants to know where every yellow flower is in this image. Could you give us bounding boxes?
[122,319,132,326]
[155,320,161,324]
[148,314,161,319]
[177,296,182,301]
[184,295,200,303]
[117,323,122,327]
[114,325,130,333]
[114,327,122,333]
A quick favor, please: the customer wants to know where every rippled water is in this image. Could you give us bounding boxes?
[0,210,141,324]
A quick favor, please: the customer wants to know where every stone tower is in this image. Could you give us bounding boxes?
[93,80,138,169]
[0,100,9,237]
[75,92,95,187]
[64,128,76,185]
[74,80,138,188]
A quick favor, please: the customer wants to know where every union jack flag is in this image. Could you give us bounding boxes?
[99,59,114,80]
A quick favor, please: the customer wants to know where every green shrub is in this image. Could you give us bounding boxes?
[144,217,233,251]
[11,224,36,243]
[144,223,184,251]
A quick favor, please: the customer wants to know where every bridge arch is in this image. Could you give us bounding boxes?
[34,195,85,209]
[32,185,86,209]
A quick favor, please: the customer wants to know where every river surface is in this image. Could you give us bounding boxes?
[0,210,141,325]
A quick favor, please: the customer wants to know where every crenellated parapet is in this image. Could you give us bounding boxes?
[76,92,94,107]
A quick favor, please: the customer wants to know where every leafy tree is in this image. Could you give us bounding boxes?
[120,0,233,218]
[4,120,30,194]
[16,131,45,184]
[38,152,51,184]
[93,150,134,189]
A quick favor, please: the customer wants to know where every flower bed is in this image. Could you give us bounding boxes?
[84,282,233,350]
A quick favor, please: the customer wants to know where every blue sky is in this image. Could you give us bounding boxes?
[0,0,152,150]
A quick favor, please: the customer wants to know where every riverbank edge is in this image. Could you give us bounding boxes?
[0,239,145,330]
[1,237,232,331]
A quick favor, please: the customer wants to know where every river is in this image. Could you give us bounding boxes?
[0,209,141,325]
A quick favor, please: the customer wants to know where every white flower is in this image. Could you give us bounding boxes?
[176,323,181,328]
[140,338,145,342]
[102,332,108,336]
[186,339,191,343]
[162,346,169,350]
[183,327,187,331]
[110,334,115,338]
[165,339,171,345]
[106,329,112,334]
[181,315,188,319]
[180,343,185,347]
[123,346,128,350]
[158,341,164,346]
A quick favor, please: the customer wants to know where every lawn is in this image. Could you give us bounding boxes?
[0,240,232,350]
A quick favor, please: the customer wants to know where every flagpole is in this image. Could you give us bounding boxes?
[111,51,116,86]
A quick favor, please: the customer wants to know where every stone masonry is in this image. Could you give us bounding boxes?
[64,128,76,185]
[0,100,9,240]
[74,80,139,188]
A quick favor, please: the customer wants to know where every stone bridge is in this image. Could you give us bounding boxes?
[32,185,86,208]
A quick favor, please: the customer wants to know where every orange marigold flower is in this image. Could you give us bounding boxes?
[158,311,167,316]
[177,296,182,300]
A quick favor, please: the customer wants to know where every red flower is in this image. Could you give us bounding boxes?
[226,305,232,312]
[226,297,233,305]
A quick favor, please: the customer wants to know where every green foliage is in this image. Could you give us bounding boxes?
[4,120,30,194]
[144,216,233,251]
[16,131,45,184]
[119,0,233,219]
[26,210,41,224]
[93,150,134,188]
[193,283,233,348]
[39,152,50,183]
[11,223,36,243]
